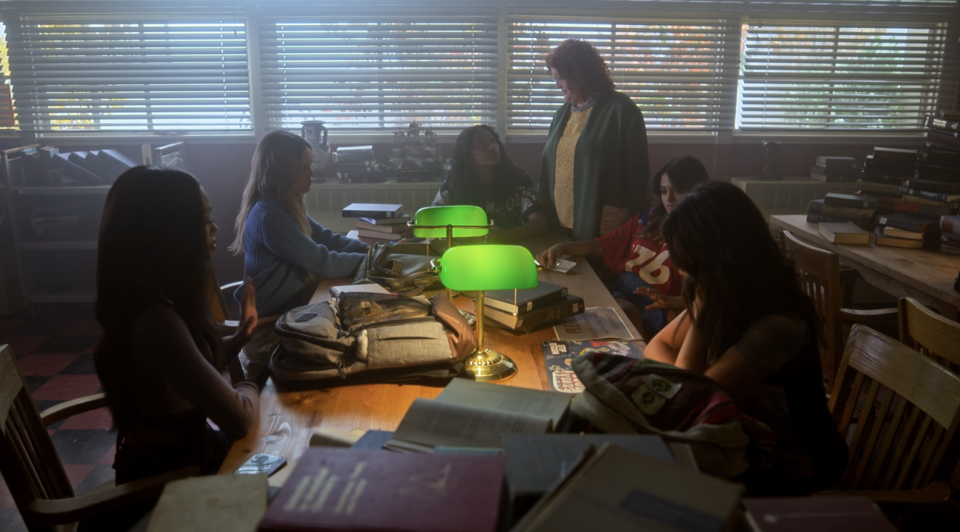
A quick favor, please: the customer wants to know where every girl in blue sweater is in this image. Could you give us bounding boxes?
[230,131,367,363]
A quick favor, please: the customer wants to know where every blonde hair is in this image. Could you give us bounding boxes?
[230,130,312,254]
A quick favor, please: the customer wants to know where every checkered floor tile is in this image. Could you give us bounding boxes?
[0,315,111,532]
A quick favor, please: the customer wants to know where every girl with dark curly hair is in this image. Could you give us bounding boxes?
[539,38,650,241]
[432,125,547,242]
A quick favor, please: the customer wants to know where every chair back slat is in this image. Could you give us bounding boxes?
[829,326,960,492]
[847,378,882,487]
[899,298,960,369]
[0,345,76,517]
[781,230,843,387]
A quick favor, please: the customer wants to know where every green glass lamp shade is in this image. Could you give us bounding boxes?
[439,245,538,292]
[411,205,489,239]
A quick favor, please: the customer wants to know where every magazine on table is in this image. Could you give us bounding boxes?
[542,340,641,393]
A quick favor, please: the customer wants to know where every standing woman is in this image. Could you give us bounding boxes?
[645,182,847,494]
[230,130,367,318]
[433,125,547,243]
[539,38,650,241]
[94,168,260,487]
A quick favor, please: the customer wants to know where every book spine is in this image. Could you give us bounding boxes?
[893,199,955,218]
[902,195,959,208]
[941,215,960,237]
[876,215,929,233]
[905,180,960,194]
[806,212,856,224]
[514,297,585,333]
[343,209,398,218]
[899,187,957,203]
[926,115,960,132]
[486,288,569,316]
[824,196,874,209]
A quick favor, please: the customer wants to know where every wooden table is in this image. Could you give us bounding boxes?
[771,215,960,320]
[219,234,644,473]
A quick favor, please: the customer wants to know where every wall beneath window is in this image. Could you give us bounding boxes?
[6,137,918,286]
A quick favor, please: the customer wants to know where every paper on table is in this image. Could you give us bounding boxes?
[554,307,636,341]
[146,474,267,532]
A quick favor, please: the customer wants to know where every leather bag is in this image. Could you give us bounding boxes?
[359,241,444,296]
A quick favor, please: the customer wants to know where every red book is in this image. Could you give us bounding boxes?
[258,448,505,532]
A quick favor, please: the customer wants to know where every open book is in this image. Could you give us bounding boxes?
[384,379,572,453]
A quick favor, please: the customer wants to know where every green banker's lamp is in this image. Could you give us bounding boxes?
[438,245,538,382]
[410,205,492,325]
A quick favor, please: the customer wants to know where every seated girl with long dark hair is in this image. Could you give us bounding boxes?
[644,181,847,495]
[94,167,260,486]
[432,125,547,243]
[538,156,710,339]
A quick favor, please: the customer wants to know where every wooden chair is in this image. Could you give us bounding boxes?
[780,230,897,388]
[898,297,960,373]
[826,325,960,507]
[0,344,196,531]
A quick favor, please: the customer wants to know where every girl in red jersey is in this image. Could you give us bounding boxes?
[537,156,709,339]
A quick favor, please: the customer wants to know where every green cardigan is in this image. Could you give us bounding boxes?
[537,90,650,241]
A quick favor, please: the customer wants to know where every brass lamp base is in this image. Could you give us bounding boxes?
[463,348,517,382]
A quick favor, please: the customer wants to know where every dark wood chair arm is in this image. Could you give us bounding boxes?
[39,393,108,427]
[817,480,951,506]
[839,307,898,325]
[23,466,199,525]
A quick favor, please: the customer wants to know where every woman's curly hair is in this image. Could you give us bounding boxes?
[442,125,531,205]
[545,39,615,102]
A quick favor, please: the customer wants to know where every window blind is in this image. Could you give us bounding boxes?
[6,11,250,133]
[737,23,955,131]
[256,8,498,132]
[507,17,742,132]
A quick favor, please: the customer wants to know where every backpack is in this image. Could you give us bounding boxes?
[270,292,474,386]
[569,353,775,479]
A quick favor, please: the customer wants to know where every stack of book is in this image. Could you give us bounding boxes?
[941,215,960,252]
[861,146,917,189]
[341,202,409,243]
[481,281,584,334]
[809,156,859,183]
[332,145,385,184]
[806,193,877,226]
[873,212,940,249]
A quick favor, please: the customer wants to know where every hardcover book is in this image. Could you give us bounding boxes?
[356,228,404,241]
[818,222,871,244]
[541,340,640,393]
[901,194,960,209]
[384,379,571,453]
[807,199,874,221]
[150,474,267,532]
[511,444,742,532]
[743,496,897,532]
[501,434,674,499]
[872,146,918,160]
[356,218,408,233]
[484,294,585,333]
[331,145,376,164]
[823,192,878,209]
[342,203,404,218]
[855,179,901,196]
[899,186,960,203]
[814,155,860,169]
[941,215,960,236]
[880,226,928,241]
[257,448,504,532]
[876,213,937,233]
[874,227,929,249]
[894,198,958,219]
[483,281,568,315]
[358,214,411,226]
